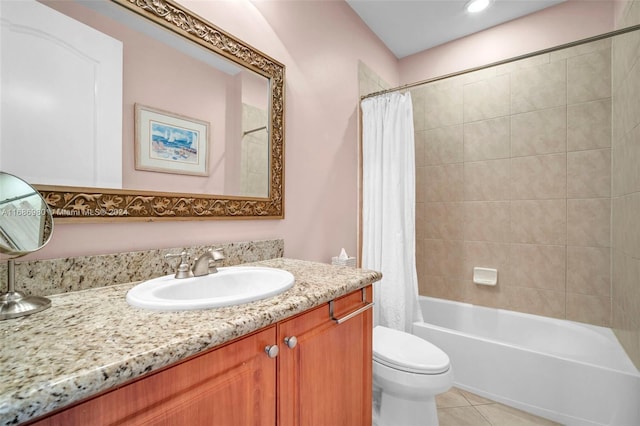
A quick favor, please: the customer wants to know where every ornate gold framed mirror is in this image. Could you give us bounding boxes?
[22,0,285,221]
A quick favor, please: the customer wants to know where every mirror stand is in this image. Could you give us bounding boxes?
[0,259,51,320]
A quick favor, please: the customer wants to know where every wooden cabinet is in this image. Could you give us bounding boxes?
[28,286,373,426]
[278,285,373,426]
[29,327,277,426]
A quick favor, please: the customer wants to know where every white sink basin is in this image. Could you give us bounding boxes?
[126,266,295,311]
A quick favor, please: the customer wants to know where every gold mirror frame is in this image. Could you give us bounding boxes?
[37,0,285,222]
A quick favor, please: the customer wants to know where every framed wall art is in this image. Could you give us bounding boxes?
[135,103,209,176]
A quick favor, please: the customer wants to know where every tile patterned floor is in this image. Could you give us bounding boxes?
[436,388,563,426]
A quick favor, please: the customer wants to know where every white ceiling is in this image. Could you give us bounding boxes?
[346,0,566,58]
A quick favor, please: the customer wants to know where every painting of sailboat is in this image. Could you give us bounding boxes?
[150,122,199,163]
[135,103,209,176]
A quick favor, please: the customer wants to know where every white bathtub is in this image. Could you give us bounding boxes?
[412,296,640,426]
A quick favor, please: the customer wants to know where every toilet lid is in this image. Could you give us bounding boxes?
[373,326,450,374]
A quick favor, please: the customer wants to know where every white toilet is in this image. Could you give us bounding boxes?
[372,325,453,426]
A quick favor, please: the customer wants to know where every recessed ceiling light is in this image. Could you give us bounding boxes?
[466,0,491,13]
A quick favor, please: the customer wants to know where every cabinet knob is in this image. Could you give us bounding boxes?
[284,336,298,349]
[265,345,279,358]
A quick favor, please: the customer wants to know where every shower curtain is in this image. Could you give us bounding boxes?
[361,91,423,332]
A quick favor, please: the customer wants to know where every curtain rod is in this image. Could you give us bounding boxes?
[361,23,640,101]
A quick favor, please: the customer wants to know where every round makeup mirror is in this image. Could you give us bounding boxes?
[0,171,54,319]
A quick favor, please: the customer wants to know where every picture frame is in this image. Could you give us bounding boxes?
[134,103,209,176]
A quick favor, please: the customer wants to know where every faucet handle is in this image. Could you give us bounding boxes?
[209,247,225,261]
[165,251,193,279]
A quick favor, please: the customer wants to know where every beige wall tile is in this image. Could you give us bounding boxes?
[611,86,625,146]
[412,36,620,331]
[611,145,624,198]
[614,192,640,258]
[510,154,566,200]
[567,198,611,247]
[612,28,640,91]
[424,164,464,202]
[505,286,566,318]
[611,250,627,310]
[424,125,463,165]
[567,99,612,151]
[509,244,566,292]
[511,60,566,114]
[416,202,426,241]
[567,246,611,297]
[416,166,426,203]
[551,38,611,62]
[463,241,510,283]
[415,131,426,167]
[464,201,510,243]
[510,199,567,245]
[465,281,509,309]
[615,251,640,325]
[459,66,497,85]
[463,117,510,161]
[567,292,611,326]
[629,193,640,258]
[612,308,640,371]
[614,196,631,256]
[424,202,464,240]
[416,237,427,285]
[496,53,550,74]
[511,106,567,156]
[463,74,510,122]
[611,251,640,342]
[612,126,640,196]
[615,56,640,137]
[423,239,464,279]
[567,49,612,104]
[419,275,466,301]
[464,159,510,201]
[411,87,426,131]
[567,149,611,198]
[424,83,463,129]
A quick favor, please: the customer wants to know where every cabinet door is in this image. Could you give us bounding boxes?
[278,286,373,426]
[31,327,277,426]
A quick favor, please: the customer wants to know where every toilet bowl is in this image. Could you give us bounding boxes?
[373,325,453,426]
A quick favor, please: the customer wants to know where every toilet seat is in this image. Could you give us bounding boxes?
[373,326,450,374]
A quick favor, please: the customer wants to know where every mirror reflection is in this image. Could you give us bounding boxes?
[0,172,53,257]
[1,0,271,198]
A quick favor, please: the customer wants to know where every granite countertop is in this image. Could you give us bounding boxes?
[0,258,382,425]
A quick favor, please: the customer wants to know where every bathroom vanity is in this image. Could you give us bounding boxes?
[0,258,380,425]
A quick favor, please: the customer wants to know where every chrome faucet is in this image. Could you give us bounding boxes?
[191,248,225,277]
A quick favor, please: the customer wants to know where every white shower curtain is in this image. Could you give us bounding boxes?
[361,91,423,332]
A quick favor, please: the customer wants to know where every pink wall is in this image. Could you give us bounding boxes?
[399,0,615,84]
[31,0,398,263]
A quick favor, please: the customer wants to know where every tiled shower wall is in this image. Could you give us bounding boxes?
[612,0,640,368]
[240,103,269,197]
[412,39,613,326]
